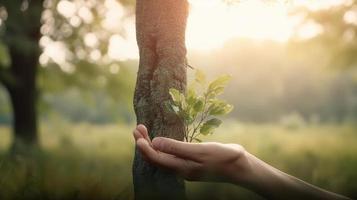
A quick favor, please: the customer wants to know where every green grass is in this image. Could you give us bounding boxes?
[0,122,356,200]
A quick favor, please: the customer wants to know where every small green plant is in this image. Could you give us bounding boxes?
[166,70,233,142]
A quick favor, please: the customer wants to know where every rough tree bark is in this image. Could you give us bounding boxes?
[0,0,43,146]
[133,0,189,199]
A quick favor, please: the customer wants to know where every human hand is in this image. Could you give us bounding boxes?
[133,124,252,184]
[133,125,351,200]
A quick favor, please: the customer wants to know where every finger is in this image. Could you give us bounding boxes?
[136,138,190,172]
[152,137,205,162]
[136,124,152,143]
[133,130,143,141]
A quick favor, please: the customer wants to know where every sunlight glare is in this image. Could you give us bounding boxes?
[102,0,125,31]
[57,0,76,18]
[49,0,350,61]
[108,33,138,61]
[293,0,351,11]
[78,6,93,24]
[186,0,347,51]
[84,32,99,48]
[186,0,296,50]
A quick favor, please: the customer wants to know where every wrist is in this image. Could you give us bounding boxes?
[230,150,256,186]
[231,151,278,192]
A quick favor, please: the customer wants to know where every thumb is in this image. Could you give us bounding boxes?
[152,137,204,162]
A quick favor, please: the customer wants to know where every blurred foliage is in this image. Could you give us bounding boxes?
[38,60,136,124]
[0,41,9,67]
[0,0,136,124]
[188,38,357,123]
[0,86,10,124]
[292,0,357,69]
[37,0,136,101]
[0,123,356,200]
[0,0,42,56]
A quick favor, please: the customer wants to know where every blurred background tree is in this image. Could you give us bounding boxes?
[288,0,357,122]
[292,0,357,69]
[0,0,43,146]
[0,0,135,147]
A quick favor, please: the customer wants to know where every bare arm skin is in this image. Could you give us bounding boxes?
[133,124,351,200]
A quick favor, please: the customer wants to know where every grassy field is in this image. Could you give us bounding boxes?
[0,122,356,200]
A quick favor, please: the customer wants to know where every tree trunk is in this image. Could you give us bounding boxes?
[1,0,43,147]
[7,48,39,146]
[133,0,189,199]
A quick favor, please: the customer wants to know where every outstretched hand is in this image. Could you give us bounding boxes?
[133,124,250,183]
[133,124,351,200]
[133,124,352,199]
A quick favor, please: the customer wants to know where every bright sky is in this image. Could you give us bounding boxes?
[187,0,292,50]
[40,0,349,66]
[186,0,349,50]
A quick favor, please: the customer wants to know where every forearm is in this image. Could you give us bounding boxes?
[235,152,350,200]
[133,126,350,199]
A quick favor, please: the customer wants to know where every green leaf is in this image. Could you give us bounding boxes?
[200,118,222,135]
[210,104,234,116]
[184,113,194,124]
[170,71,234,142]
[195,69,206,86]
[206,118,223,126]
[169,88,181,103]
[193,98,204,112]
[186,86,197,105]
[208,99,226,108]
[208,100,234,116]
[172,105,180,113]
[208,75,231,93]
[164,101,180,114]
[179,92,187,110]
[210,86,225,97]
